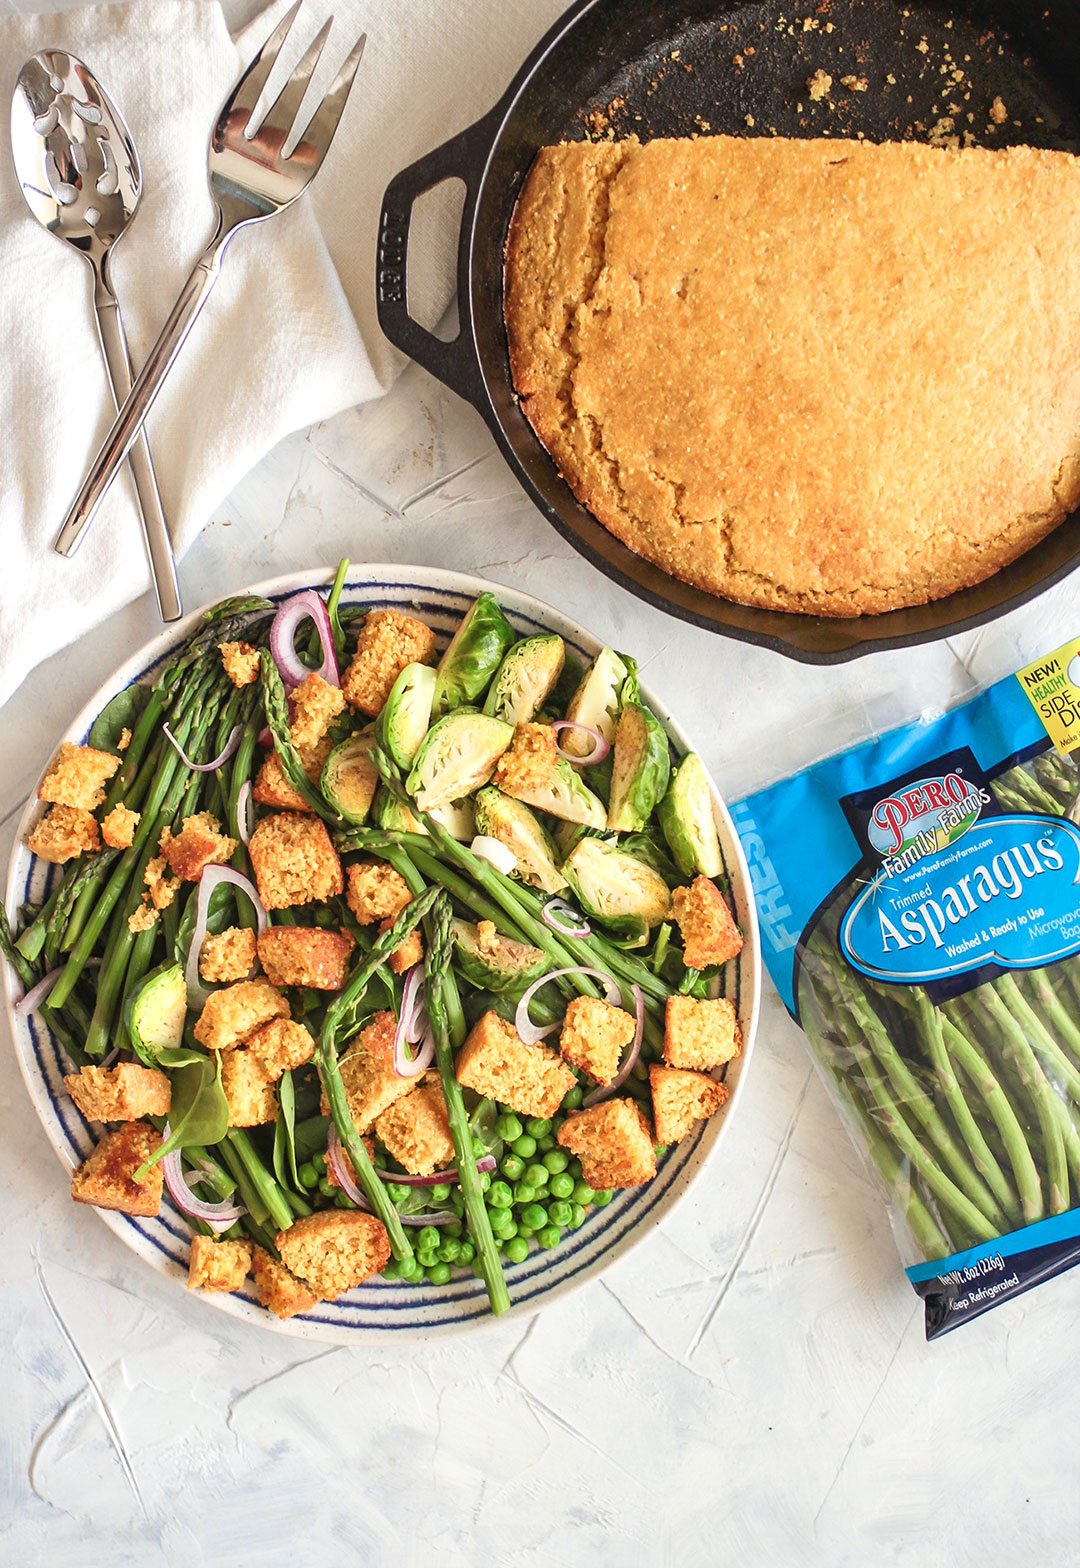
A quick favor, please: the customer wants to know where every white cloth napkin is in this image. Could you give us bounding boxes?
[0,0,565,708]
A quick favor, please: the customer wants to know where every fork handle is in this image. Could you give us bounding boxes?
[91,271,183,621]
[55,231,231,559]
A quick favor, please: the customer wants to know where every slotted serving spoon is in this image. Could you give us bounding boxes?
[54,3,365,560]
[11,49,182,621]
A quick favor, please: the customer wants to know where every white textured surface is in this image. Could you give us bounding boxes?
[4,358,1080,1565]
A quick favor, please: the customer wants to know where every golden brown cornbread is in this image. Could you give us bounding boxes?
[504,135,1080,616]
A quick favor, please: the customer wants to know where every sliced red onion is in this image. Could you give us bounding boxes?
[542,899,591,938]
[393,1019,435,1079]
[14,966,64,1015]
[235,780,254,846]
[376,1154,496,1188]
[269,590,340,692]
[185,865,269,1007]
[583,985,645,1107]
[326,1124,374,1210]
[393,964,435,1076]
[162,1140,246,1232]
[163,722,242,773]
[257,725,273,749]
[514,967,621,1046]
[470,835,517,875]
[551,720,610,765]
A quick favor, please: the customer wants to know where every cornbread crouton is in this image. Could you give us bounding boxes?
[492,723,558,797]
[318,1011,414,1132]
[559,996,636,1085]
[252,734,334,812]
[38,742,119,810]
[247,1017,315,1079]
[379,918,422,975]
[27,804,99,863]
[160,811,237,882]
[346,860,412,925]
[64,1062,171,1122]
[289,671,346,750]
[71,1122,163,1216]
[219,640,261,687]
[187,1235,252,1293]
[276,1210,391,1298]
[650,1064,727,1144]
[252,1245,320,1319]
[456,1010,575,1119]
[118,728,131,751]
[143,855,180,911]
[199,926,258,984]
[128,903,158,934]
[557,1099,656,1188]
[341,610,438,717]
[323,1132,375,1192]
[193,977,290,1052]
[374,1083,454,1176]
[220,1048,278,1126]
[257,925,354,990]
[101,803,140,849]
[663,995,741,1070]
[248,812,343,909]
[672,877,743,969]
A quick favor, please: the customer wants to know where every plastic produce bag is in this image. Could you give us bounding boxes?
[734,636,1080,1338]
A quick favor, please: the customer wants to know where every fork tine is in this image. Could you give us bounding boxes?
[291,31,365,166]
[255,15,333,144]
[219,0,302,133]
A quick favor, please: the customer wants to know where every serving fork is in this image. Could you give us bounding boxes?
[55,3,365,559]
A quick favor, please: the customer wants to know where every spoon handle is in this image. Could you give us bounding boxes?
[91,273,183,622]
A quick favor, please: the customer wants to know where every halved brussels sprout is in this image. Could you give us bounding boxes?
[375,786,428,836]
[321,732,379,826]
[607,704,671,832]
[561,647,629,759]
[562,837,672,945]
[406,710,513,810]
[503,753,607,828]
[451,917,548,992]
[658,753,723,878]
[429,795,476,842]
[432,594,516,717]
[376,662,436,770]
[483,635,565,725]
[473,786,568,894]
[126,961,187,1067]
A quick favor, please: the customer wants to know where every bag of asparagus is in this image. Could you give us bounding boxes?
[734,636,1080,1338]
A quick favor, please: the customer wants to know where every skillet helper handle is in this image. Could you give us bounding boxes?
[377,115,494,404]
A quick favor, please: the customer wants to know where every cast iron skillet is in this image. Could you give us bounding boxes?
[377,0,1080,664]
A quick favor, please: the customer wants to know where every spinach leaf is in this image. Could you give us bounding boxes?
[134,1047,229,1178]
[293,1114,331,1163]
[88,683,151,755]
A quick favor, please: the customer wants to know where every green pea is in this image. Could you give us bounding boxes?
[512,1182,538,1205]
[568,1203,586,1228]
[297,1161,318,1189]
[335,1192,353,1209]
[429,1183,452,1202]
[495,1219,518,1240]
[571,1181,595,1205]
[471,1136,489,1159]
[444,1221,463,1238]
[458,1241,475,1263]
[438,1239,462,1264]
[496,1112,524,1142]
[381,1260,399,1280]
[548,1172,575,1199]
[511,1134,537,1159]
[417,1225,442,1250]
[525,1117,552,1139]
[487,1180,513,1210]
[536,1225,562,1250]
[521,1202,548,1232]
[398,1256,422,1282]
[593,1189,614,1207]
[416,1249,438,1271]
[515,1224,534,1241]
[505,1237,529,1264]
[567,1157,583,1179]
[562,1086,583,1110]
[543,1150,569,1174]
[318,1177,335,1198]
[313,1152,327,1174]
[451,1189,466,1215]
[427,1262,452,1286]
[478,1171,492,1193]
[500,1154,525,1182]
[548,1200,573,1227]
[487,1206,512,1230]
[537,1135,556,1154]
[386,1182,410,1203]
[523,1164,549,1189]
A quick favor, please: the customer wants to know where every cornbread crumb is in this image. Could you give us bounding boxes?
[102,804,140,849]
[219,641,261,687]
[128,903,159,934]
[187,1235,252,1293]
[672,877,743,969]
[557,1099,656,1188]
[71,1122,162,1216]
[807,69,832,101]
[379,918,423,975]
[160,812,236,882]
[247,1017,315,1079]
[28,804,99,863]
[650,1063,727,1143]
[249,812,343,909]
[374,1083,454,1176]
[252,1245,320,1318]
[199,926,258,984]
[559,996,636,1085]
[342,610,437,717]
[118,728,131,751]
[193,977,290,1052]
[144,855,181,911]
[64,1062,172,1122]
[456,1010,575,1119]
[38,742,119,810]
[346,860,413,925]
[289,671,346,751]
[320,1012,414,1132]
[492,723,559,797]
[257,925,353,990]
[220,1048,278,1126]
[276,1211,391,1298]
[664,995,741,1070]
[840,74,868,91]
[990,95,1008,125]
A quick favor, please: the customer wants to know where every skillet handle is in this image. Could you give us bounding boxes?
[377,115,495,406]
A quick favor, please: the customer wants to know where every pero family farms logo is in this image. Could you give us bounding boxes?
[867,772,988,860]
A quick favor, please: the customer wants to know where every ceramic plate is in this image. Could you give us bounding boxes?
[5,566,760,1342]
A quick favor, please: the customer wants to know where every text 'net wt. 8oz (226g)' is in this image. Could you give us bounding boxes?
[733,636,1080,1339]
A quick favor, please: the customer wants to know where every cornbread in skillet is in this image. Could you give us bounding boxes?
[504,135,1080,616]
